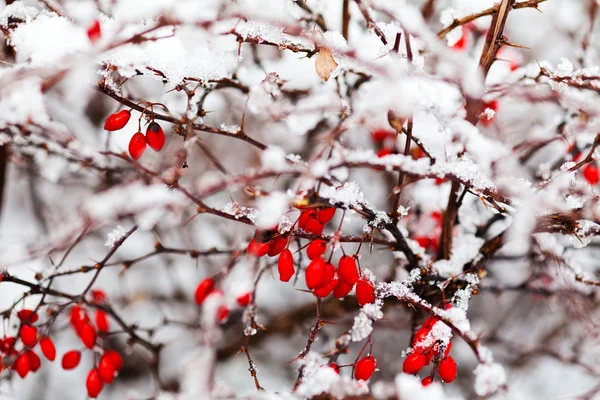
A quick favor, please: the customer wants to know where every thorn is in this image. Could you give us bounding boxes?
[499,37,529,49]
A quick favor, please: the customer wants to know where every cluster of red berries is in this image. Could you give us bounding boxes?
[104,110,166,160]
[245,207,377,304]
[194,277,253,323]
[402,310,457,386]
[5,310,53,379]
[62,292,123,397]
[6,291,122,397]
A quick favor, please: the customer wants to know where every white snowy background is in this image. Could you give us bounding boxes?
[0,0,600,399]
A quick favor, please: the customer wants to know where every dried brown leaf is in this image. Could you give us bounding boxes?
[315,47,338,82]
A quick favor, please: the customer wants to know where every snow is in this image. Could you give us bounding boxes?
[319,182,365,208]
[9,14,90,67]
[256,191,290,229]
[473,363,507,397]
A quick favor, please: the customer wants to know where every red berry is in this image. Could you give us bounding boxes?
[95,310,110,333]
[70,306,89,330]
[247,238,270,257]
[438,356,457,383]
[14,353,30,378]
[377,148,393,158]
[305,259,326,289]
[371,128,396,142]
[87,19,101,43]
[402,352,426,374]
[298,210,313,229]
[314,279,338,298]
[333,280,354,298]
[128,132,147,160]
[413,326,432,347]
[20,325,37,347]
[216,305,229,323]
[329,363,340,374]
[91,289,107,303]
[98,355,117,383]
[39,337,56,361]
[195,278,215,305]
[27,350,41,372]
[267,236,287,257]
[103,110,130,131]
[278,249,295,282]
[338,255,359,285]
[583,163,599,185]
[146,122,165,151]
[1,337,15,354]
[415,236,432,249]
[317,208,336,224]
[86,368,104,398]
[422,376,433,386]
[318,262,335,289]
[104,350,123,371]
[305,218,324,235]
[79,323,96,349]
[354,355,377,381]
[17,309,39,324]
[356,278,375,306]
[306,239,327,260]
[451,30,468,51]
[61,350,81,370]
[236,292,252,307]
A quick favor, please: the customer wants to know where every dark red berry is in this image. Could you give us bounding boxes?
[354,355,377,381]
[128,132,147,160]
[195,278,215,305]
[146,122,165,151]
[103,110,130,131]
[278,249,295,282]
